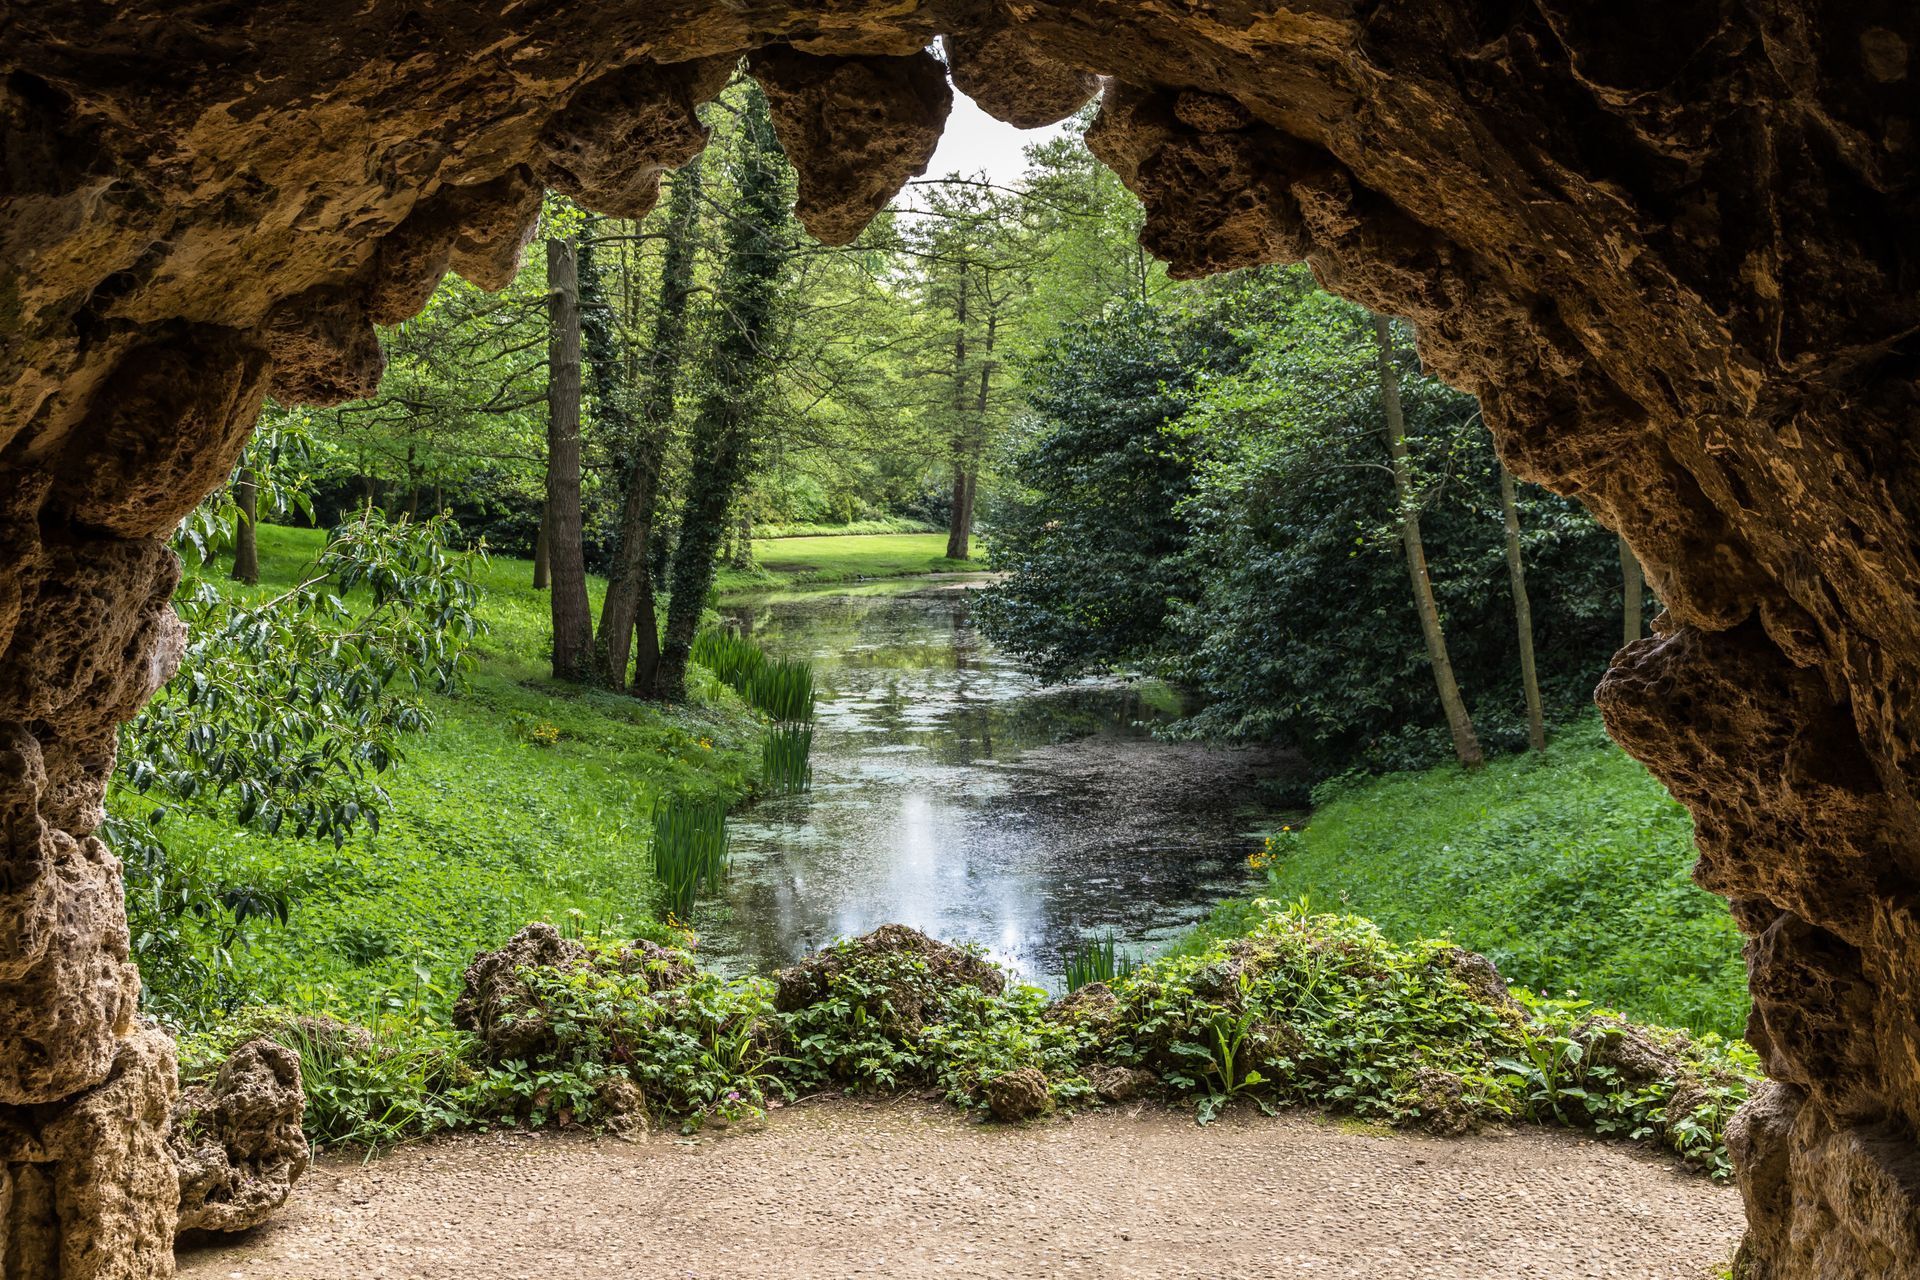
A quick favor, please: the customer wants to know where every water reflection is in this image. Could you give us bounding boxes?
[703,578,1285,990]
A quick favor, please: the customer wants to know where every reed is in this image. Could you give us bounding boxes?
[1064,932,1139,992]
[691,627,767,691]
[746,658,816,725]
[762,724,814,795]
[650,795,731,918]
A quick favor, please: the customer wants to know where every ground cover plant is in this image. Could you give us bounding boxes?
[1185,717,1747,1038]
[189,907,1757,1183]
[120,523,762,1030]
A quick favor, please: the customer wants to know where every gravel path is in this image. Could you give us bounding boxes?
[177,1100,1744,1280]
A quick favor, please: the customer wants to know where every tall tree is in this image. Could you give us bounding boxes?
[593,163,704,691]
[654,87,791,700]
[1374,313,1483,769]
[1498,462,1546,750]
[545,236,592,678]
[1620,535,1645,647]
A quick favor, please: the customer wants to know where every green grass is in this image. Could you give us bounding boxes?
[1191,718,1749,1037]
[126,524,762,1025]
[715,532,976,593]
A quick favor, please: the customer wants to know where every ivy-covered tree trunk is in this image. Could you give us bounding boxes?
[653,88,790,701]
[230,466,259,585]
[1620,534,1645,646]
[545,236,592,679]
[1374,313,1483,769]
[1498,462,1546,751]
[595,163,703,692]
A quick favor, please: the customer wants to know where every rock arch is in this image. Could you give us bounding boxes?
[1,3,1914,1275]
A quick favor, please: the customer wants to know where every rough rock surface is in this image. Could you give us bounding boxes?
[452,925,695,1064]
[171,1040,310,1235]
[773,924,1004,1033]
[983,1067,1052,1123]
[2,3,1919,1275]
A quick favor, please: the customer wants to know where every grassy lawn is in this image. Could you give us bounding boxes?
[1190,718,1749,1037]
[715,532,976,593]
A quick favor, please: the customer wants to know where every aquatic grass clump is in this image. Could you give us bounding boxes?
[650,796,731,918]
[762,724,814,795]
[691,627,767,691]
[1064,932,1138,992]
[746,658,816,725]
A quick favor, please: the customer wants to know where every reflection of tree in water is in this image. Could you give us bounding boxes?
[703,583,1270,987]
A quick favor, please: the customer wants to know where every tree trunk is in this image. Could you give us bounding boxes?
[654,89,790,700]
[230,467,259,585]
[1374,313,1484,769]
[945,463,970,560]
[545,236,593,679]
[532,507,550,589]
[1620,534,1645,647]
[1498,463,1546,751]
[595,164,701,692]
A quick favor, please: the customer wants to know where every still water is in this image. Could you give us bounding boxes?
[701,578,1285,991]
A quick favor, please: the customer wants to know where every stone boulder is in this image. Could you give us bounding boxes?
[453,924,697,1063]
[170,1039,309,1235]
[983,1067,1052,1123]
[773,924,1004,1034]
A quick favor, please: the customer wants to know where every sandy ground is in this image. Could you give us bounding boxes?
[177,1099,1744,1280]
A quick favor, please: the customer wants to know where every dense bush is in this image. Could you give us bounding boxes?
[981,267,1642,781]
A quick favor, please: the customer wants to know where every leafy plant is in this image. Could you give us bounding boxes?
[761,724,814,795]
[649,796,731,918]
[1064,932,1137,991]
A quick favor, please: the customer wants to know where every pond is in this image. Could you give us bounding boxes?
[700,577,1292,991]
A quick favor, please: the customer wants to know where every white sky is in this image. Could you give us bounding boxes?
[920,87,1072,189]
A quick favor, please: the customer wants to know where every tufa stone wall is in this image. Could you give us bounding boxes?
[1,2,1916,1275]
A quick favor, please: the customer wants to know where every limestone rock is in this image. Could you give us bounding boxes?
[773,924,1004,1034]
[983,1067,1052,1123]
[0,833,140,1105]
[1086,1063,1155,1104]
[3,1024,180,1279]
[171,1039,310,1235]
[540,58,732,220]
[749,46,951,246]
[943,28,1095,130]
[452,922,589,1063]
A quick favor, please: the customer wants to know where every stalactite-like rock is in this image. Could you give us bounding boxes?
[1,3,1918,1275]
[749,46,952,246]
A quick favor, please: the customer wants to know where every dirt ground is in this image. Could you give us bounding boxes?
[177,1099,1744,1279]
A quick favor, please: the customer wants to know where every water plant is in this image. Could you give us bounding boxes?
[691,626,767,690]
[1064,931,1138,991]
[762,724,814,795]
[649,796,731,917]
[746,658,816,725]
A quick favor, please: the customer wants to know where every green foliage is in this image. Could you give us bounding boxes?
[757,517,937,538]
[691,627,767,689]
[981,266,1634,781]
[1082,902,1756,1175]
[477,947,775,1131]
[119,524,761,1029]
[1064,932,1138,992]
[649,797,731,919]
[745,659,815,725]
[761,724,814,795]
[1207,717,1748,1036]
